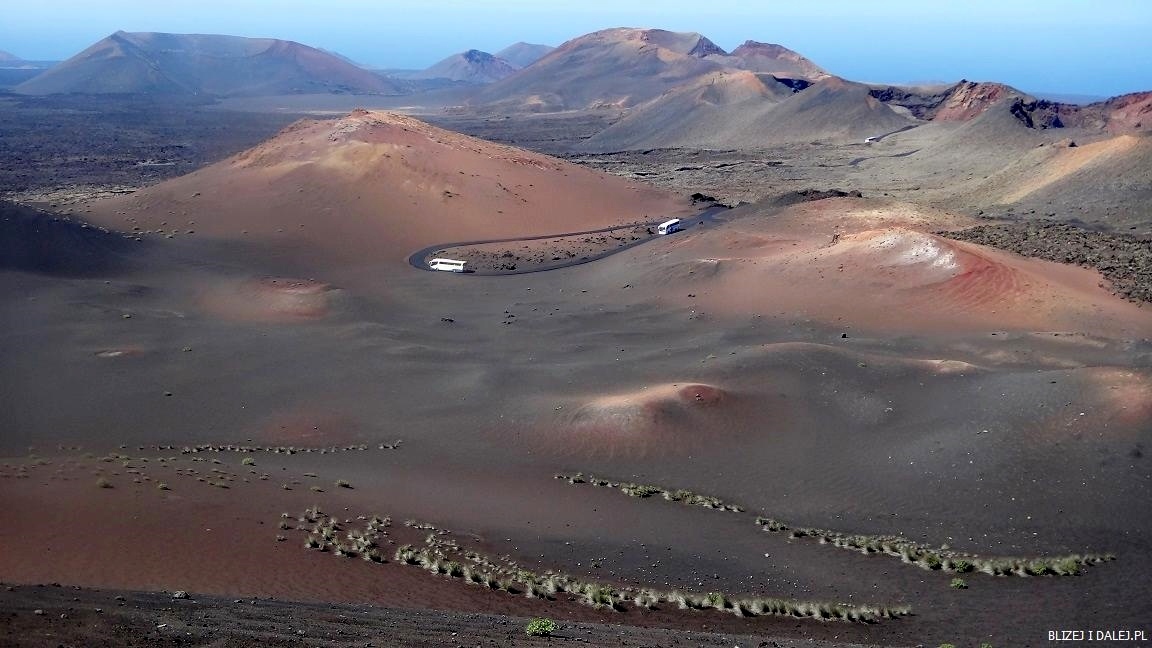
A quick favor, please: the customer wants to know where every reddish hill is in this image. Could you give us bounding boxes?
[14,31,404,96]
[930,80,1022,121]
[1060,91,1152,133]
[82,110,691,272]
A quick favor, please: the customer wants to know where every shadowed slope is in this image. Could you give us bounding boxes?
[0,201,136,276]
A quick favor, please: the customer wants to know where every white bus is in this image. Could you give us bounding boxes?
[657,219,682,235]
[429,258,467,272]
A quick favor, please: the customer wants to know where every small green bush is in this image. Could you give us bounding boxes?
[939,644,957,648]
[241,457,255,466]
[525,617,557,637]
[950,577,968,589]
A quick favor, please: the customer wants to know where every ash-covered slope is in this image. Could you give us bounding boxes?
[577,70,795,151]
[581,75,914,151]
[14,31,405,96]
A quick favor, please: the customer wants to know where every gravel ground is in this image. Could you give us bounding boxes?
[0,584,890,648]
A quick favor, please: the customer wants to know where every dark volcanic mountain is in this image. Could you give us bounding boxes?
[412,49,519,84]
[494,42,554,68]
[14,31,405,96]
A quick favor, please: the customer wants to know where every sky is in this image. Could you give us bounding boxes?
[2,0,1150,97]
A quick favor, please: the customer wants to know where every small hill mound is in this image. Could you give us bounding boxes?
[753,77,916,143]
[931,80,1023,121]
[80,110,690,272]
[412,49,519,84]
[472,28,728,111]
[577,70,794,151]
[494,42,555,68]
[600,197,1152,335]
[14,31,404,96]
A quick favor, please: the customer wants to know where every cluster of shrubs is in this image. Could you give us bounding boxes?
[555,473,743,512]
[172,441,401,455]
[755,517,1113,577]
[296,507,908,624]
[300,508,393,562]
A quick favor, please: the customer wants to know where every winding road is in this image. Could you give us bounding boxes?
[407,204,729,276]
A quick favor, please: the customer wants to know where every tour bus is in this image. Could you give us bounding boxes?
[657,218,682,235]
[429,258,467,272]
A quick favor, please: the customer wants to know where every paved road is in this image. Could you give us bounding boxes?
[407,204,729,276]
[866,124,921,143]
[848,148,920,168]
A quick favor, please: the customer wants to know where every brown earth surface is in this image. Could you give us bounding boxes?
[3,100,1151,648]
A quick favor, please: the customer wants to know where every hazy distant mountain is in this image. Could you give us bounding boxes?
[411,49,519,84]
[0,50,22,62]
[494,42,554,68]
[716,41,828,80]
[473,28,732,111]
[14,31,405,96]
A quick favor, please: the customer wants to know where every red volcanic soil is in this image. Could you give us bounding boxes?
[616,197,1152,335]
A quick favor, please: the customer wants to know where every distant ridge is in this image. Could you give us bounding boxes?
[494,42,554,68]
[472,28,735,111]
[579,75,914,151]
[413,49,519,84]
[14,31,405,96]
[723,41,828,80]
